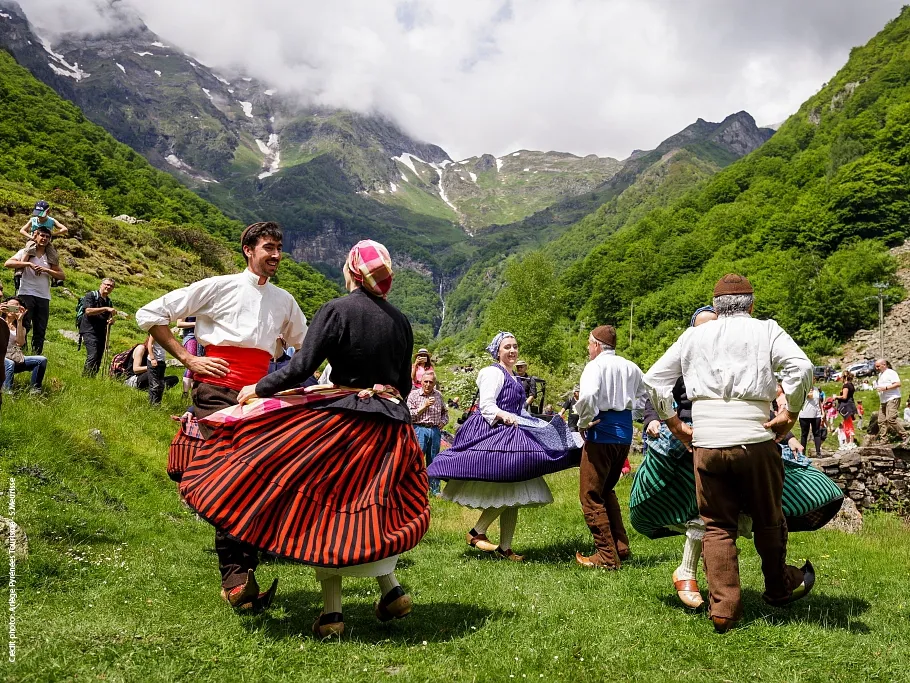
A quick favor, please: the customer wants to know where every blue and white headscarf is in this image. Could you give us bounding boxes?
[486,331,516,360]
[689,305,715,328]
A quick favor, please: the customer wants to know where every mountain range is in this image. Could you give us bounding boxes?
[0,0,783,345]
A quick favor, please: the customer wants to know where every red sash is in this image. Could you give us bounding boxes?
[199,345,272,392]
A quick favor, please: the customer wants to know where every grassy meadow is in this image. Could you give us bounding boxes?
[1,325,910,682]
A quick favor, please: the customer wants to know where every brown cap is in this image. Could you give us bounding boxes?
[713,273,754,297]
[591,325,616,347]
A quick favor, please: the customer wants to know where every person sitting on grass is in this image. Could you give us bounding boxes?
[126,337,178,396]
[2,298,47,395]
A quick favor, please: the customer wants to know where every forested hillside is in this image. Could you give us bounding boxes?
[0,49,339,319]
[477,7,910,372]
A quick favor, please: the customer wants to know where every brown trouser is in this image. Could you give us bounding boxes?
[694,441,804,620]
[193,381,257,590]
[879,398,906,441]
[579,441,630,568]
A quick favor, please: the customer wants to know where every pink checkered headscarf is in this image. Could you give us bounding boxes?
[346,240,394,298]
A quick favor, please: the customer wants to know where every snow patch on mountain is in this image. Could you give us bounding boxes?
[151,41,169,48]
[201,87,214,102]
[257,134,281,180]
[264,89,276,96]
[0,12,11,18]
[496,158,503,172]
[401,174,408,182]
[390,182,398,193]
[165,154,218,183]
[214,75,230,85]
[392,152,425,176]
[430,160,458,213]
[40,37,89,80]
[133,51,153,57]
[115,62,126,74]
[469,172,477,183]
[239,101,254,118]
[154,70,161,77]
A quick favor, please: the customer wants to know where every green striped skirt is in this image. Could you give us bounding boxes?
[629,445,844,540]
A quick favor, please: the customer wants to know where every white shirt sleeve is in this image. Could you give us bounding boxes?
[769,320,813,414]
[477,366,506,425]
[574,360,601,428]
[136,278,217,331]
[280,297,308,355]
[644,334,686,420]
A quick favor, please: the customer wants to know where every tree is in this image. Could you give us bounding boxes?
[483,252,568,369]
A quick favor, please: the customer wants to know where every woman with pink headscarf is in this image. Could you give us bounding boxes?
[183,240,430,639]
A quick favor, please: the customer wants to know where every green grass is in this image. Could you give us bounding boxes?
[2,318,910,681]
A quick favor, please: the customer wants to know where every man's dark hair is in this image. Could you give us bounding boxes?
[241,222,283,262]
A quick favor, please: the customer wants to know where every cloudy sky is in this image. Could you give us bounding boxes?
[18,0,907,159]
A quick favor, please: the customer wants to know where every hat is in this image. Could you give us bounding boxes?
[713,273,753,297]
[573,385,580,392]
[31,200,49,217]
[590,325,616,348]
[416,348,429,356]
[345,240,393,298]
[515,359,527,367]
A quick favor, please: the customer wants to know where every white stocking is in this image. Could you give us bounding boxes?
[474,507,503,534]
[377,573,400,597]
[499,507,518,550]
[320,575,342,614]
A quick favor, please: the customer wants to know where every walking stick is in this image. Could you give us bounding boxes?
[101,319,113,378]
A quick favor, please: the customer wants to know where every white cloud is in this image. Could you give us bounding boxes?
[17,0,907,159]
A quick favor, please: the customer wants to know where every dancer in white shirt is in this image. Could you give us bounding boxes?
[573,325,647,569]
[645,273,816,633]
[137,221,307,611]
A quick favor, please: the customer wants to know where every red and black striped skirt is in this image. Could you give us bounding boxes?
[167,418,203,483]
[179,407,430,568]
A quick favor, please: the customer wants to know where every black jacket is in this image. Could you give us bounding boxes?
[256,288,414,422]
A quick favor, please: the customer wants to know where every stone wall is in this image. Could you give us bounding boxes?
[814,446,910,512]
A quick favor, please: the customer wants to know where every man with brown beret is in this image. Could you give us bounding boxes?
[644,274,816,632]
[574,324,647,569]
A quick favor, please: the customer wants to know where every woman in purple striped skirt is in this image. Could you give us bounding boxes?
[427,332,581,561]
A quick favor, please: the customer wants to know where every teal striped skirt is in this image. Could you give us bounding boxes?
[629,444,844,540]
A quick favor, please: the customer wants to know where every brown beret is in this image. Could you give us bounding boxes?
[591,325,616,347]
[713,273,754,297]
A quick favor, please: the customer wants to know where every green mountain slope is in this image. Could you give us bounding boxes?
[484,7,910,369]
[440,112,774,338]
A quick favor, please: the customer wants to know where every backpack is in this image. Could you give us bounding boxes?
[110,344,141,379]
[76,291,98,329]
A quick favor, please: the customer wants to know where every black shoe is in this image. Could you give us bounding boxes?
[766,560,815,607]
[374,586,412,622]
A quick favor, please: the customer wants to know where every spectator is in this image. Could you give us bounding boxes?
[834,371,857,449]
[147,334,171,405]
[15,200,67,291]
[515,360,537,410]
[798,382,823,457]
[904,398,910,426]
[407,368,448,496]
[4,224,65,354]
[559,385,581,432]
[411,348,433,388]
[543,404,554,416]
[125,338,178,395]
[857,401,865,431]
[2,298,47,394]
[79,278,117,377]
[873,359,906,444]
[176,317,199,398]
